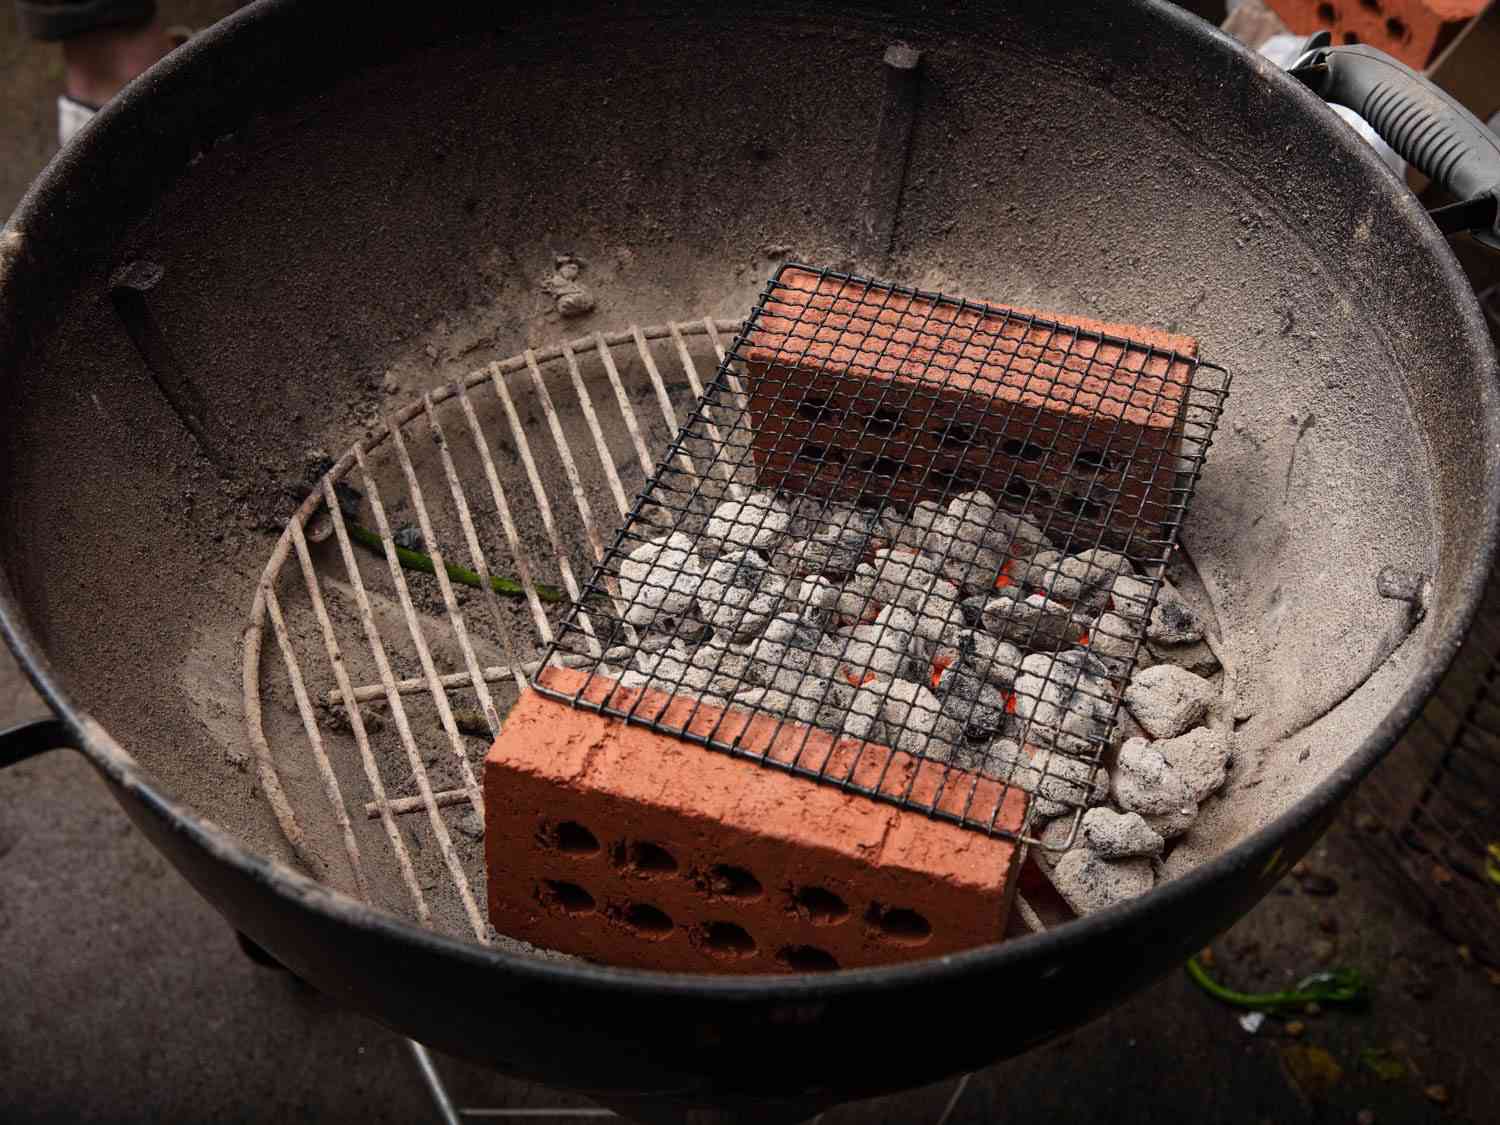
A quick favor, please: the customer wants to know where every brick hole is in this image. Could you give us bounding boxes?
[1342,30,1360,43]
[791,885,850,926]
[620,902,675,939]
[853,454,905,480]
[1385,16,1407,39]
[697,921,758,960]
[776,945,840,972]
[538,819,600,857]
[797,442,845,464]
[796,396,839,425]
[1357,0,1379,10]
[938,421,973,448]
[865,407,903,436]
[537,880,596,916]
[1000,438,1046,462]
[613,839,679,877]
[1062,494,1104,520]
[1316,2,1338,20]
[1075,447,1117,472]
[866,904,934,946]
[698,864,764,900]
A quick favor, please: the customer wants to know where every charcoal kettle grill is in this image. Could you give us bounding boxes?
[3,2,1500,1121]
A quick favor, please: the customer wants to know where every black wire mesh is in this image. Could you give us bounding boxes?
[534,264,1230,840]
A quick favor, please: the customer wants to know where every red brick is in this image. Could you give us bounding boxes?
[1266,0,1483,69]
[742,268,1197,542]
[484,667,1027,973]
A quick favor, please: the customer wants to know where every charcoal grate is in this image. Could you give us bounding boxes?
[536,265,1230,842]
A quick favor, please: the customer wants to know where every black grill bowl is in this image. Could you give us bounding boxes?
[2,2,1498,1120]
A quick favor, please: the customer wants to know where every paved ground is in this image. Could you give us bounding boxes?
[4,3,1499,1122]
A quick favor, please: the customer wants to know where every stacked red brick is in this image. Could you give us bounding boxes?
[742,268,1196,541]
[485,667,1027,973]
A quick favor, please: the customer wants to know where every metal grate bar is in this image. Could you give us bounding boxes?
[246,318,740,942]
[454,385,555,647]
[387,416,506,733]
[322,476,487,940]
[593,330,657,480]
[424,391,534,703]
[562,338,631,519]
[263,582,372,900]
[327,662,536,707]
[290,520,430,922]
[632,325,699,482]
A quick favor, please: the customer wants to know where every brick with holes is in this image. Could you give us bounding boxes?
[484,666,1028,972]
[742,267,1198,544]
[1263,0,1485,70]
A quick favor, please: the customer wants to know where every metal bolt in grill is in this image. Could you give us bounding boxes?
[536,266,1230,843]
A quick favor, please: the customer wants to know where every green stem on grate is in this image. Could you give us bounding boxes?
[345,521,568,604]
[1186,957,1370,1014]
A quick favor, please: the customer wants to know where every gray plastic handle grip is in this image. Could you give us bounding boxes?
[1298,43,1500,247]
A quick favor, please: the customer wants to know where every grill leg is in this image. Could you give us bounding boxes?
[406,1040,462,1125]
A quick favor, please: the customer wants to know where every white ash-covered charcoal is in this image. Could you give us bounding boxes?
[880,677,963,758]
[1083,610,1140,674]
[731,685,818,726]
[960,498,1056,564]
[1110,737,1198,835]
[892,499,947,552]
[1020,746,1110,819]
[739,612,841,694]
[618,533,705,628]
[793,574,841,625]
[776,500,890,576]
[1108,573,1155,627]
[934,626,1022,692]
[869,547,946,606]
[1059,547,1134,589]
[1123,663,1216,739]
[904,576,965,644]
[981,592,1082,649]
[835,603,929,685]
[697,549,787,641]
[1012,551,1087,604]
[931,663,1010,743]
[1142,805,1199,841]
[1147,637,1220,677]
[1154,726,1231,802]
[1010,650,1114,755]
[1111,705,1149,749]
[1048,847,1155,915]
[833,563,881,622]
[684,637,757,697]
[1145,578,1203,644]
[1080,807,1164,858]
[703,491,792,555]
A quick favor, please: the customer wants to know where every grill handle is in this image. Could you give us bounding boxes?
[0,717,71,770]
[1291,37,1500,250]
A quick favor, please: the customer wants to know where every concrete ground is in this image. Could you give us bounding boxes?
[4,3,1499,1122]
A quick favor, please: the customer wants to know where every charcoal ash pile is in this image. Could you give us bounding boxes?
[555,483,1232,914]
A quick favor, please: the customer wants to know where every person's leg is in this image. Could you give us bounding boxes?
[14,1,179,145]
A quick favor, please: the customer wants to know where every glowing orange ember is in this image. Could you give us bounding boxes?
[1076,631,1090,646]
[993,559,1014,589]
[843,667,877,688]
[1005,693,1017,715]
[930,655,953,690]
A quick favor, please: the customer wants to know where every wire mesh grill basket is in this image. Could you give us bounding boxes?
[536,265,1230,842]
